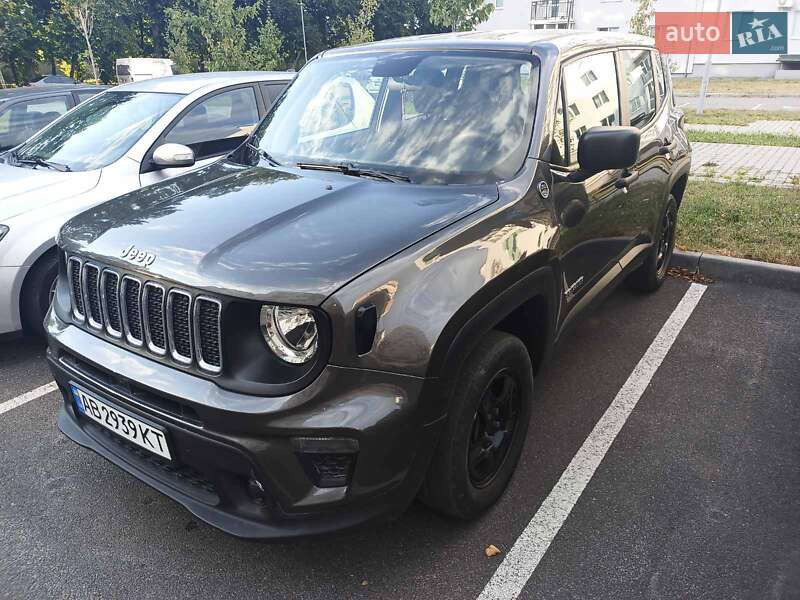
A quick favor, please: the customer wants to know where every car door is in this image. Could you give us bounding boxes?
[139,85,262,186]
[615,47,672,269]
[549,50,631,311]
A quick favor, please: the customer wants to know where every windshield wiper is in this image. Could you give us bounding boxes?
[15,154,71,172]
[296,162,411,183]
[246,142,281,167]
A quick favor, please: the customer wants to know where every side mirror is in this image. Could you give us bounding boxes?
[577,126,640,174]
[152,143,195,169]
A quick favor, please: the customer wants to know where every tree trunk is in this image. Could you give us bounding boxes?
[50,55,57,75]
[10,59,20,86]
[81,27,99,82]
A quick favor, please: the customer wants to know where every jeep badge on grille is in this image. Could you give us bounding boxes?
[121,244,156,267]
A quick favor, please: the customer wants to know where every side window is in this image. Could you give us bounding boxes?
[75,90,101,104]
[552,86,566,165]
[165,87,259,160]
[562,52,620,164]
[622,49,657,128]
[2,95,70,149]
[260,82,288,106]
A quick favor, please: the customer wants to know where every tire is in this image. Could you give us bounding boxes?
[420,330,534,519]
[627,194,678,292]
[21,252,58,337]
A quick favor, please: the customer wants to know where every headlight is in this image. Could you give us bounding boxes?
[259,305,318,364]
[0,225,8,242]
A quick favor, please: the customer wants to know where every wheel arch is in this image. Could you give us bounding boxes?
[422,263,558,421]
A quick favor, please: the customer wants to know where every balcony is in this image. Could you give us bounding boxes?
[530,0,575,26]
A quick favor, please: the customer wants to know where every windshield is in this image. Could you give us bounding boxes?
[250,51,539,184]
[14,91,182,172]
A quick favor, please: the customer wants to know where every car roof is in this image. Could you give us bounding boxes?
[113,71,295,94]
[325,30,654,57]
[0,84,106,101]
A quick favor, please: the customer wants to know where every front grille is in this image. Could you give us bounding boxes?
[66,257,223,374]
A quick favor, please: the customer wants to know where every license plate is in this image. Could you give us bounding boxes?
[71,384,172,460]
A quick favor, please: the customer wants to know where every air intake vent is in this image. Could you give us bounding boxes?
[168,290,192,364]
[195,298,222,373]
[68,257,84,321]
[102,270,122,337]
[83,264,103,329]
[121,276,143,346]
[143,283,166,355]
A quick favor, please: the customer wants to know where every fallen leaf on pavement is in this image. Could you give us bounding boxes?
[485,544,501,557]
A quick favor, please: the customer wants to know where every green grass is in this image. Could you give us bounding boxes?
[672,77,800,97]
[684,109,800,127]
[676,181,800,266]
[687,130,800,148]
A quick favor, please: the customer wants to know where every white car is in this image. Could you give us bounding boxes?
[0,71,293,336]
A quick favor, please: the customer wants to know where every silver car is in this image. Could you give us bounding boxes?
[0,71,293,336]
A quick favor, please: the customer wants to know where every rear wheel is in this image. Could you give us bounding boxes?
[420,330,533,519]
[627,195,677,292]
[21,252,58,337]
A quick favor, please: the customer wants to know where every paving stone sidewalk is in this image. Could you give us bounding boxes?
[686,120,800,136]
[690,142,800,187]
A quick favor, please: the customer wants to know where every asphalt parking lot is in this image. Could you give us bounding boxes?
[1,274,798,600]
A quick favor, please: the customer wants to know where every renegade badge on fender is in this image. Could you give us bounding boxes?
[47,31,690,538]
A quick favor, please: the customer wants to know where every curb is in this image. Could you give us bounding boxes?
[671,250,800,293]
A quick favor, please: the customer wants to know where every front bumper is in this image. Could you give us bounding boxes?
[47,311,443,539]
[0,265,28,335]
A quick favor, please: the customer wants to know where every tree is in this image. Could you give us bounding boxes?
[62,0,99,81]
[339,0,378,46]
[252,17,285,70]
[429,0,493,32]
[629,0,655,37]
[0,0,38,84]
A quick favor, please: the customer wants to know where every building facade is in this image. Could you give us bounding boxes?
[477,0,800,78]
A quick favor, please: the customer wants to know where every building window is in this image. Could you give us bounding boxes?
[601,114,616,126]
[574,125,587,139]
[597,26,620,32]
[581,70,598,86]
[568,103,580,117]
[592,90,610,108]
[494,0,504,9]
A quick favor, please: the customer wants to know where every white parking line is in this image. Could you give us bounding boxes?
[751,103,762,110]
[0,382,58,416]
[478,283,708,600]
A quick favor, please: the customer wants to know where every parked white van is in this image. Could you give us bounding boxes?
[115,58,174,84]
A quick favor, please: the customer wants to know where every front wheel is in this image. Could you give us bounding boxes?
[420,330,533,519]
[21,252,58,337]
[627,195,678,292]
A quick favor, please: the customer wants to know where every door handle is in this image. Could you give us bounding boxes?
[615,169,639,191]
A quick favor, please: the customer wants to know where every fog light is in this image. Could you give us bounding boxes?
[292,437,358,488]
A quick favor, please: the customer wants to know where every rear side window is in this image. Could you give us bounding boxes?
[260,82,288,106]
[562,52,620,164]
[622,49,657,128]
[165,86,260,160]
[75,90,101,104]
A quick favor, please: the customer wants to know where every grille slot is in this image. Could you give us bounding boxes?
[195,298,222,373]
[67,256,223,374]
[83,264,103,329]
[121,276,143,346]
[101,270,122,337]
[168,290,193,364]
[68,257,85,321]
[143,283,167,355]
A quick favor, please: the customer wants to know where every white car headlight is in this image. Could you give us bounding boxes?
[0,225,8,242]
[259,305,318,364]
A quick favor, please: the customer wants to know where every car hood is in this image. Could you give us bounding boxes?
[60,161,498,305]
[0,162,101,222]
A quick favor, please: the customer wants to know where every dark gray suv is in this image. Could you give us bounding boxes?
[46,31,690,538]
